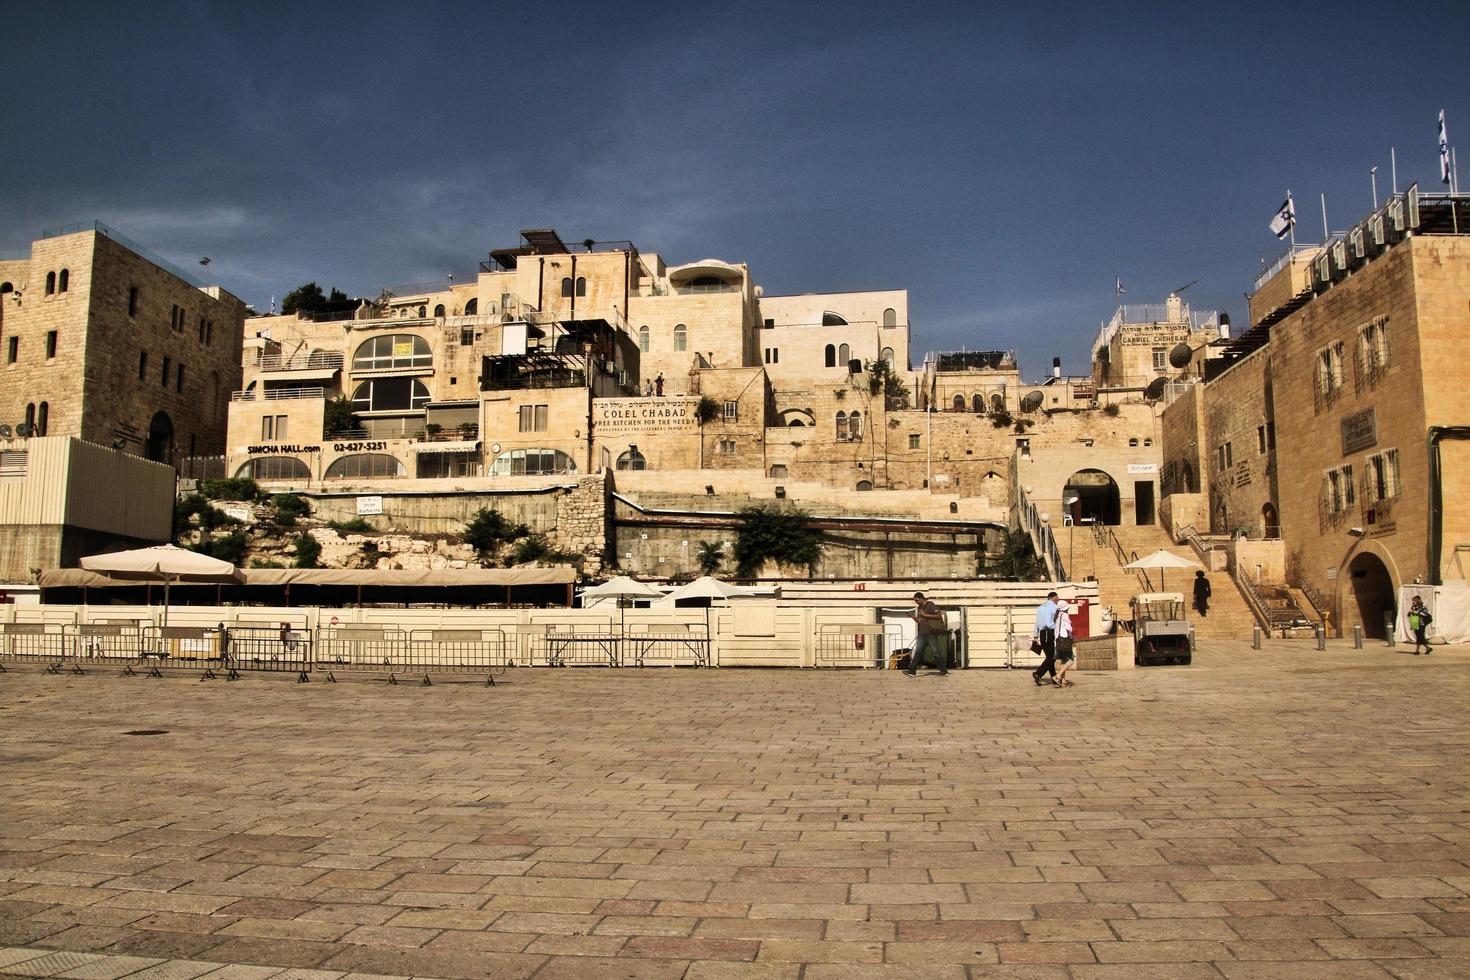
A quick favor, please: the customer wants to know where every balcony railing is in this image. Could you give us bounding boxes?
[422,425,480,442]
[258,351,344,372]
[231,386,325,402]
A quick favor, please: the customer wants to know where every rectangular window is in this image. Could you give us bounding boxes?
[275,414,287,440]
[1152,346,1167,371]
[262,416,274,441]
[1257,425,1266,454]
[45,331,58,360]
[909,433,921,449]
[1366,448,1401,502]
[1317,342,1345,395]
[127,286,139,317]
[206,320,213,345]
[7,337,18,364]
[518,404,548,432]
[177,307,186,332]
[177,363,186,392]
[723,400,738,421]
[138,351,147,380]
[198,318,206,343]
[460,328,474,346]
[718,438,736,455]
[161,356,171,386]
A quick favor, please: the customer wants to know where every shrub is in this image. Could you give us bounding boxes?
[328,517,376,534]
[293,532,321,568]
[198,477,261,501]
[988,529,1045,581]
[174,494,241,538]
[1102,402,1121,417]
[249,558,285,568]
[1013,418,1034,434]
[189,531,249,566]
[463,508,529,558]
[503,534,578,567]
[695,396,720,425]
[990,410,1013,429]
[732,505,822,578]
[323,395,358,437]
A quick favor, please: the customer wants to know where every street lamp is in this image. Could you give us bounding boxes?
[1064,495,1080,580]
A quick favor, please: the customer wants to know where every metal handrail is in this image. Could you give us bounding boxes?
[1098,527,1154,593]
[1014,484,1067,581]
[1253,243,1321,291]
[1230,563,1274,632]
[259,351,343,372]
[1175,524,1218,562]
[231,386,325,402]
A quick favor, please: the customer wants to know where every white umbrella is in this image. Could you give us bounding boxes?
[656,576,756,606]
[80,544,241,628]
[1123,549,1200,591]
[580,575,665,636]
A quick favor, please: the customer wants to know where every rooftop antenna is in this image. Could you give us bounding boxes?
[1171,279,1199,295]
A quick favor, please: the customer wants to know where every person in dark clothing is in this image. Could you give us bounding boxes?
[1193,570,1212,617]
[903,591,949,676]
[1032,591,1059,686]
[1408,595,1433,655]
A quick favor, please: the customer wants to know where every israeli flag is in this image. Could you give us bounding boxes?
[1269,196,1296,239]
[1440,110,1451,186]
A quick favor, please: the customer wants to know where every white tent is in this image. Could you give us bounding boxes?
[579,575,666,634]
[80,544,241,627]
[1123,549,1200,591]
[654,576,759,607]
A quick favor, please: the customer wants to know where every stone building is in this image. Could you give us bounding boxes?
[0,223,246,464]
[1160,185,1470,636]
[1091,294,1223,392]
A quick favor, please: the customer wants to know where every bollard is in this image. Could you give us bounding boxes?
[1252,626,1261,650]
[1353,624,1363,649]
[1188,624,1196,653]
[1315,625,1326,651]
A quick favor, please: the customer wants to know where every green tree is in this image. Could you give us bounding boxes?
[328,287,348,302]
[989,529,1045,581]
[293,532,321,568]
[281,282,327,315]
[695,541,724,576]
[695,396,720,424]
[732,505,822,578]
[323,395,358,437]
[463,508,528,560]
[864,359,910,406]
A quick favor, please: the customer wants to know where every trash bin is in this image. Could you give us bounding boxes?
[1384,609,1396,642]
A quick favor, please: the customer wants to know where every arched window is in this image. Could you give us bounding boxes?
[838,343,850,365]
[560,277,574,298]
[991,393,1005,413]
[638,326,650,353]
[24,404,35,431]
[352,334,432,370]
[673,324,687,352]
[881,346,894,364]
[58,269,69,293]
[575,277,586,297]
[433,304,446,318]
[44,272,55,295]
[234,457,311,481]
[464,298,477,315]
[835,411,848,441]
[350,377,430,412]
[848,411,862,441]
[38,402,49,436]
[0,282,11,294]
[822,312,848,326]
[325,454,405,479]
[416,305,426,318]
[972,394,984,414]
[953,394,966,412]
[788,418,805,427]
[769,464,788,478]
[882,308,897,328]
[855,480,874,492]
[615,448,648,470]
[824,344,836,367]
[488,448,577,476]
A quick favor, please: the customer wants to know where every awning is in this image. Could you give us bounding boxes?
[40,566,576,589]
[264,367,340,382]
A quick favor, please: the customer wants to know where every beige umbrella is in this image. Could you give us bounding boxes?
[1123,549,1200,591]
[80,544,241,627]
[580,575,665,636]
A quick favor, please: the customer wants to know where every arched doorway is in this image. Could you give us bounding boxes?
[1262,502,1279,539]
[145,412,174,463]
[1347,551,1395,639]
[1063,469,1121,525]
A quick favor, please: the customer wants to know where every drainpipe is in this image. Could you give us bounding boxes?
[1426,426,1470,584]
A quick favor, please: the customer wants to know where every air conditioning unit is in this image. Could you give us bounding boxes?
[1313,253,1332,289]
[1388,199,1405,233]
[1330,240,1349,278]
[1349,226,1366,261]
[1368,213,1386,247]
[1406,184,1421,229]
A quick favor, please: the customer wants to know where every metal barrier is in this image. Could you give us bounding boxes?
[623,625,709,668]
[540,626,623,667]
[814,623,888,668]
[316,626,408,681]
[225,625,313,682]
[0,623,70,673]
[72,623,162,676]
[159,626,229,679]
[405,628,508,685]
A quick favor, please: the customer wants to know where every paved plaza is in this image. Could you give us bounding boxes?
[2,640,1470,979]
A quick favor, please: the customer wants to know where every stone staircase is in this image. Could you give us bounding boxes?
[1068,523,1259,641]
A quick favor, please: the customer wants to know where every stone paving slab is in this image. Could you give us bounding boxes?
[2,638,1470,976]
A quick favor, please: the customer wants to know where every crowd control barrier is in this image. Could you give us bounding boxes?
[814,623,889,668]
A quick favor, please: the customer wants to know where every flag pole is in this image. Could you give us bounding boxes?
[1320,193,1330,243]
[1288,190,1295,247]
[1391,147,1398,194]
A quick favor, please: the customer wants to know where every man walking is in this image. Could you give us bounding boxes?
[903,591,949,676]
[1032,590,1059,686]
[1193,570,1212,617]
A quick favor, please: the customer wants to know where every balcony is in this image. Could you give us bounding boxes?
[259,351,344,372]
[231,386,325,402]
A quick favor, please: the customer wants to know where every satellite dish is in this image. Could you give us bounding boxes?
[15,423,33,437]
[1168,343,1192,369]
[1020,391,1044,413]
[1144,378,1168,401]
[0,424,10,438]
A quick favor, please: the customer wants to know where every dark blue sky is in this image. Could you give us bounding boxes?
[4,1,1466,377]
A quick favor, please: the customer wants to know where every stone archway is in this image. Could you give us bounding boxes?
[1063,468,1121,526]
[145,411,174,464]
[1262,502,1280,539]
[1345,549,1396,639]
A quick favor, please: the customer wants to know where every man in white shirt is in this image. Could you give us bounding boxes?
[1032,591,1059,686]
